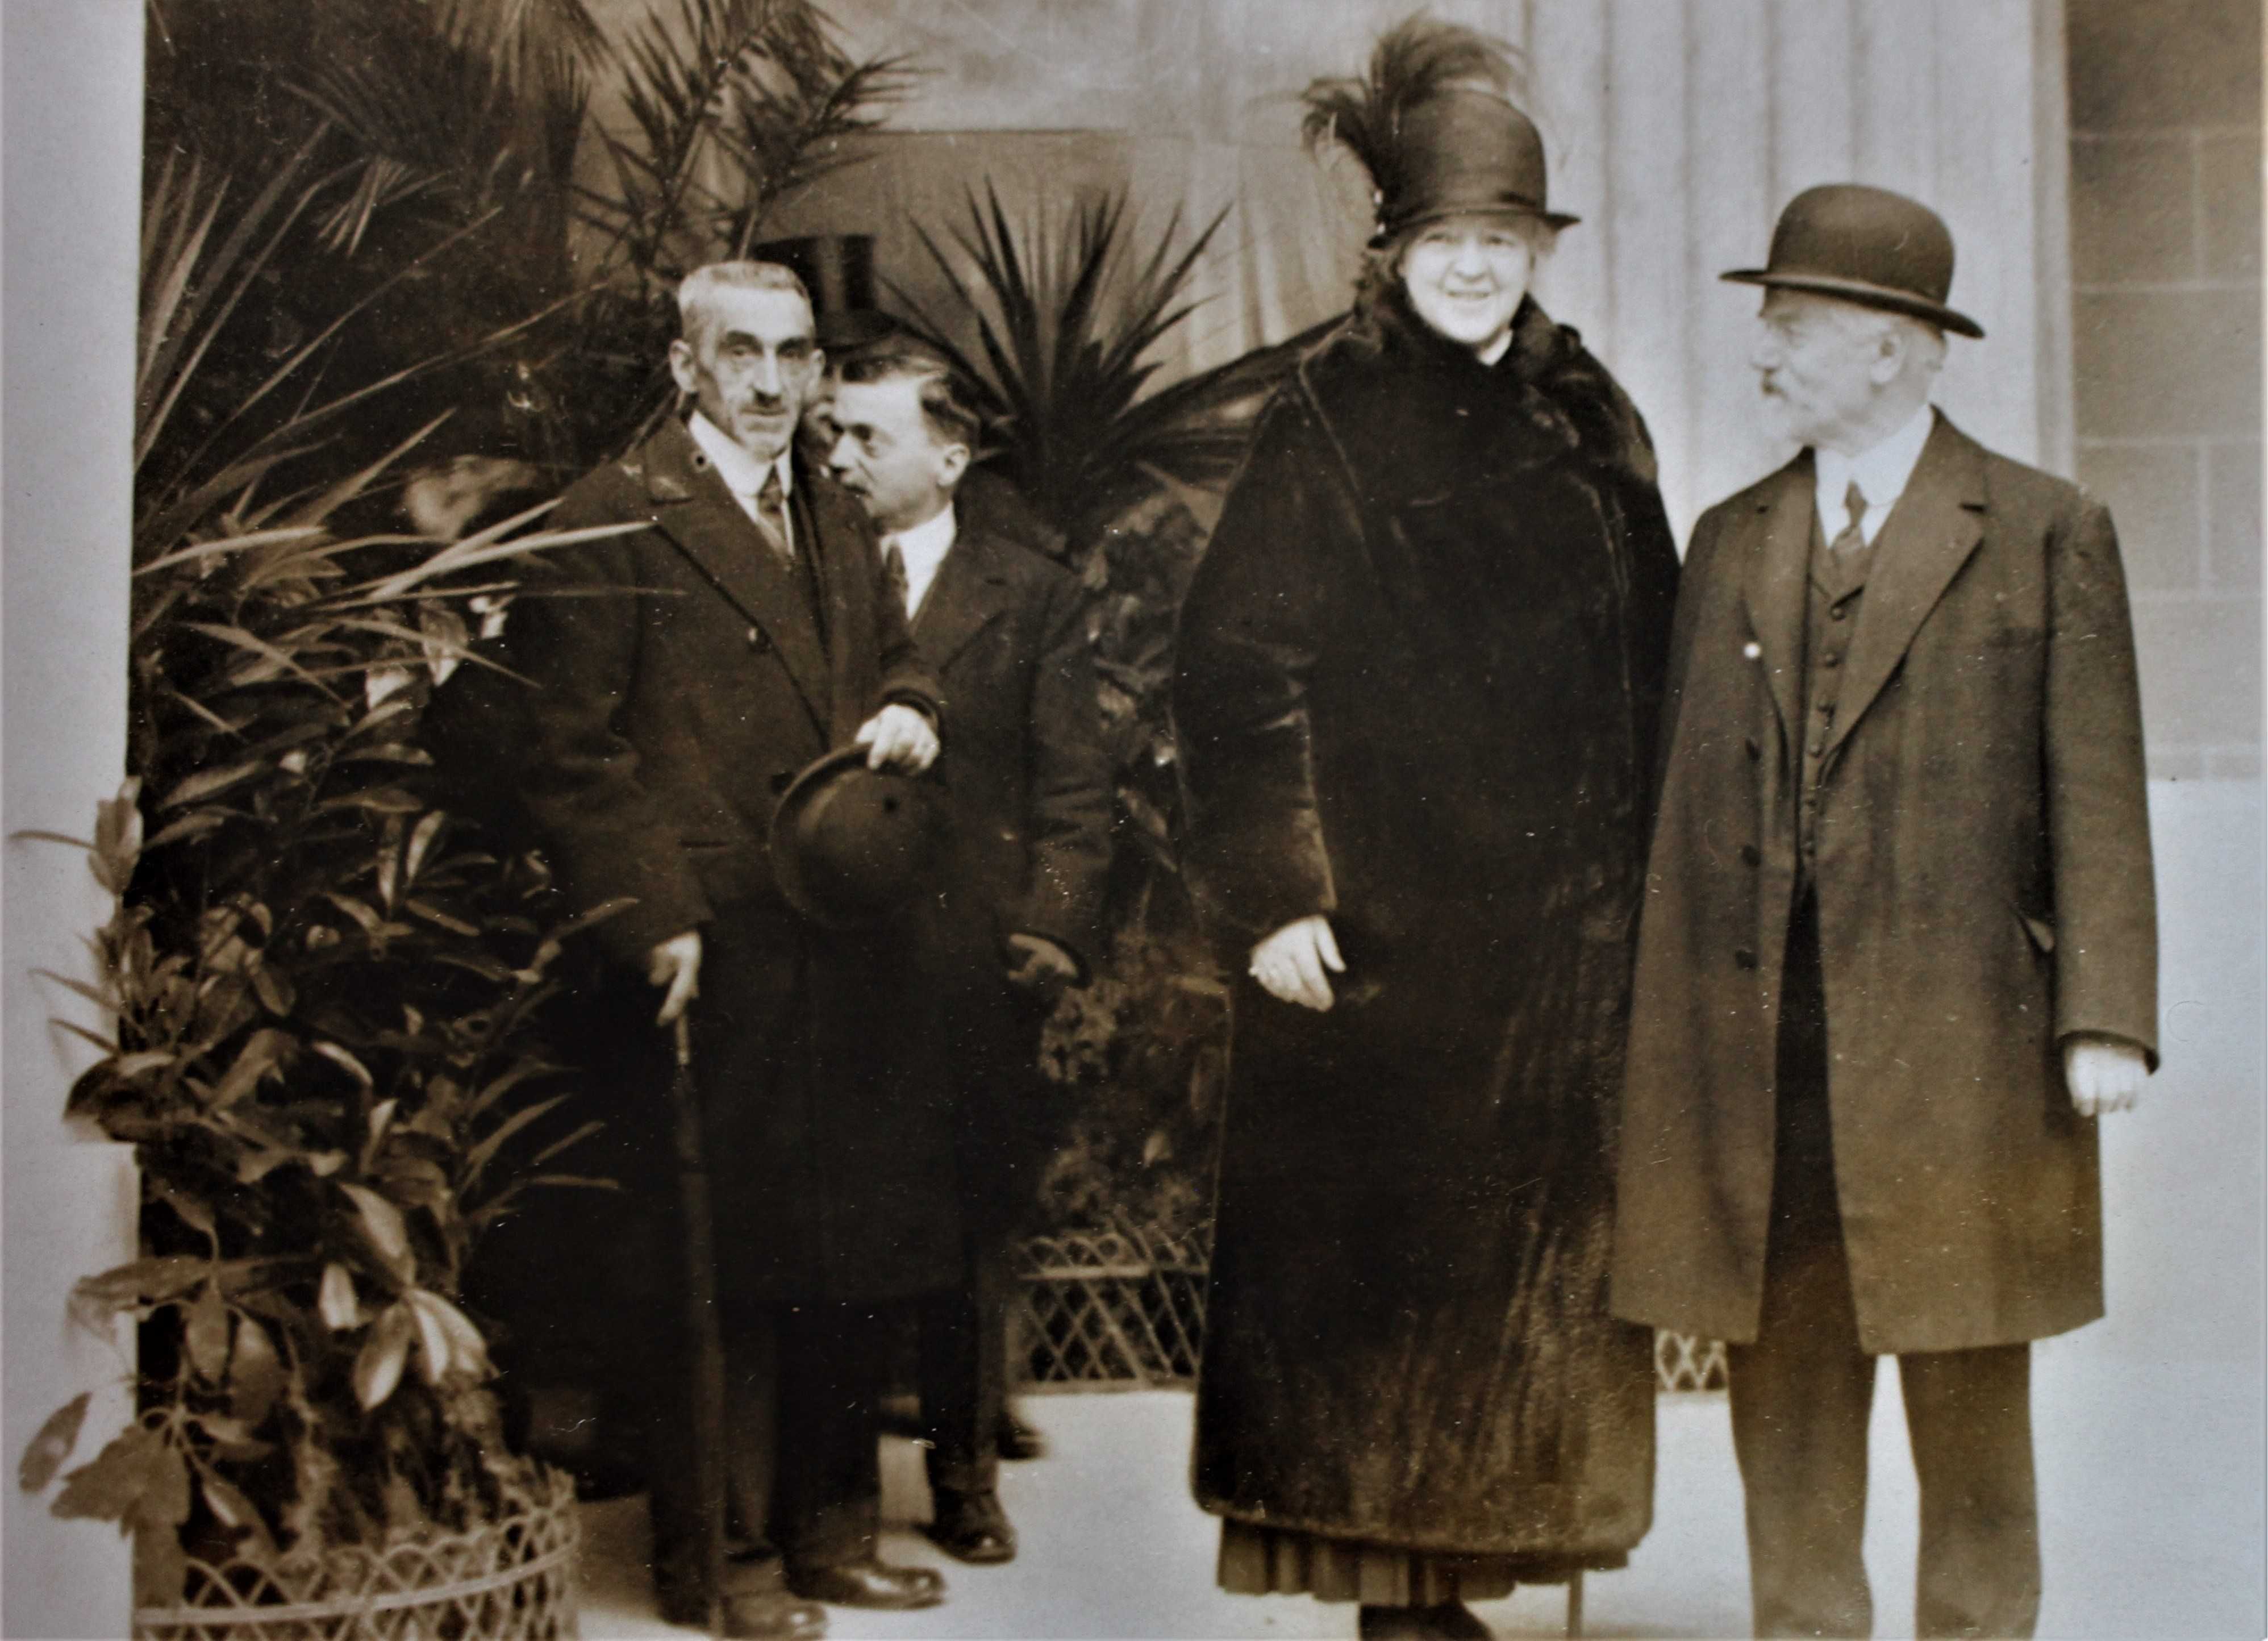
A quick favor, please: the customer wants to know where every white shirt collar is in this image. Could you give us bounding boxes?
[885,502,958,619]
[1815,403,1936,546]
[687,410,794,502]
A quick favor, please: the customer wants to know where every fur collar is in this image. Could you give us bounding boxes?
[1298,285,1660,506]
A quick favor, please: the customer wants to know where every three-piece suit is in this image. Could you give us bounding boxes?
[1612,411,2157,1636]
[900,470,1114,1497]
[507,415,955,1597]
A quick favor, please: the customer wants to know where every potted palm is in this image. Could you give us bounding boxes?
[16,3,933,1623]
[11,95,622,1635]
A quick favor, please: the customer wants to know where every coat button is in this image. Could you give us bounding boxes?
[1823,651,1842,668]
[747,626,770,651]
[1831,606,1849,622]
[1734,949,1759,970]
[1740,844,1761,867]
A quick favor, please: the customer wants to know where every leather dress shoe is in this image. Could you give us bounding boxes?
[922,1488,1017,1564]
[1357,1602,1493,1640]
[657,1589,828,1639]
[787,1559,947,1610]
[995,1409,1047,1460]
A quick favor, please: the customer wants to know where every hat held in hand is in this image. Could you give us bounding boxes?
[769,745,944,930]
[1722,183,1984,338]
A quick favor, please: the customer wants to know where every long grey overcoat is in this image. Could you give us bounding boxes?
[508,417,960,1311]
[1610,414,2158,1355]
[1174,293,1679,1561]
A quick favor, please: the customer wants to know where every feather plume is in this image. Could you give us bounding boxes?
[1299,15,1527,189]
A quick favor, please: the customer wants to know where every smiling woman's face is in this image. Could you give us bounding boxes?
[1399,215,1536,357]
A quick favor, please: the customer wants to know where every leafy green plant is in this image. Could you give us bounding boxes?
[144,0,912,481]
[17,93,613,1607]
[1036,924,1230,1240]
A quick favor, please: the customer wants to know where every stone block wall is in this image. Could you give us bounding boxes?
[2070,0,2263,779]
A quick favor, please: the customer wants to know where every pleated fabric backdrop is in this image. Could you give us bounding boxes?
[587,0,2072,544]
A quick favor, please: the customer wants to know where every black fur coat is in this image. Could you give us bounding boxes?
[1173,289,1679,1559]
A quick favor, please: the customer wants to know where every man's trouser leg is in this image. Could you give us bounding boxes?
[645,1313,788,1607]
[774,1302,891,1576]
[918,1227,1011,1497]
[1728,895,1875,1638]
[1900,1344,2040,1638]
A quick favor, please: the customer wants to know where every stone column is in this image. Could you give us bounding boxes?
[3,5,143,1637]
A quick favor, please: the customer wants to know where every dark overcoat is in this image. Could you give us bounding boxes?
[508,416,960,1310]
[911,472,1114,1206]
[1610,414,2158,1355]
[1173,293,1679,1560]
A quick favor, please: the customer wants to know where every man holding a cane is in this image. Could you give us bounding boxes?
[508,261,952,1640]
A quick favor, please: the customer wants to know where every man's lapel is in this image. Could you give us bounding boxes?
[641,420,831,731]
[1739,452,1816,754]
[912,524,1012,673]
[1824,412,1987,756]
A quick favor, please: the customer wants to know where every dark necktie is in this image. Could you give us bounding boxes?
[882,542,911,618]
[1829,480,1869,559]
[752,466,791,566]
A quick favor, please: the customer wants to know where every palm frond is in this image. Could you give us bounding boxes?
[289,13,586,257]
[887,184,1236,541]
[425,0,606,93]
[600,0,788,279]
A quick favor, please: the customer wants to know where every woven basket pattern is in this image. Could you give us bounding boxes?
[1014,1228,1728,1394]
[134,1464,579,1640]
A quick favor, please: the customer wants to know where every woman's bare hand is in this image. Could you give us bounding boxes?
[1249,915,1346,1011]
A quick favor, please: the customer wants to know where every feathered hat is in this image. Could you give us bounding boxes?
[1302,15,1575,248]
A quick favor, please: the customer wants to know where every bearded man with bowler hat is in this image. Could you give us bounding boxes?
[826,336,1115,1568]
[1610,185,2157,1639]
[506,260,956,1639]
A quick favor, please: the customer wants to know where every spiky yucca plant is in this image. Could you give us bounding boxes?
[889,184,1245,544]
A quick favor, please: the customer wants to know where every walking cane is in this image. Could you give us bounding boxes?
[666,1012,728,1641]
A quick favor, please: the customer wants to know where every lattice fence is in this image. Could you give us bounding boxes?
[1016,1224,1211,1388]
[1014,1227,1727,1394]
[134,1463,579,1640]
[1655,1329,1729,1392]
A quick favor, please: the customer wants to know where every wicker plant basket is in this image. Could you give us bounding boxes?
[1015,1224,1728,1394]
[133,1463,580,1641]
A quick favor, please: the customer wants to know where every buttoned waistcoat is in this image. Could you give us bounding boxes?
[1610,413,2157,1353]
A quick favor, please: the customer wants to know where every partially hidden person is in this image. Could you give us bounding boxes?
[824,336,1115,1567]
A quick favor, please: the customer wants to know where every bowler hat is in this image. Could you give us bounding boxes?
[1373,89,1578,246]
[754,234,901,351]
[1722,184,1983,338]
[768,745,944,930]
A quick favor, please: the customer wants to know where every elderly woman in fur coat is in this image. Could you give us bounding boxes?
[1172,22,1679,1641]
